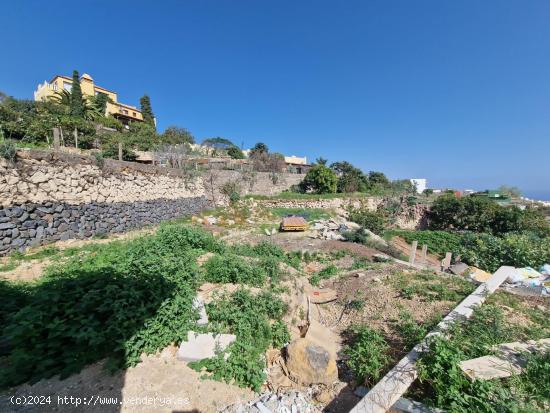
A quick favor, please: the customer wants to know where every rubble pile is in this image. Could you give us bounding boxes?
[504,265,550,296]
[309,218,360,241]
[220,391,320,413]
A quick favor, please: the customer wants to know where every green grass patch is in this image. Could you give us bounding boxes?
[417,303,550,412]
[309,264,338,286]
[390,271,475,302]
[269,207,332,221]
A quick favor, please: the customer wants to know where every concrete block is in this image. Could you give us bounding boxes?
[192,295,209,325]
[177,331,236,363]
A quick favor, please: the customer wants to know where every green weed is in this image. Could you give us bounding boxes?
[344,325,390,386]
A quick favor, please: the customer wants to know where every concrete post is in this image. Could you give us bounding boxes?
[442,252,452,271]
[409,240,418,265]
[53,127,60,150]
[118,142,123,161]
[421,244,428,264]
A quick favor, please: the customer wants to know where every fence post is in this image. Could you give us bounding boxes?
[118,142,123,161]
[421,244,428,264]
[53,127,60,150]
[409,240,418,265]
[442,252,452,271]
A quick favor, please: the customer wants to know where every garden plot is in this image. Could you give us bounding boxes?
[2,219,547,413]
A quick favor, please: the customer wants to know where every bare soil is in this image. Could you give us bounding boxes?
[0,346,254,413]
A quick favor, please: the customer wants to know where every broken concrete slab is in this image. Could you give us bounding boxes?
[459,356,521,380]
[354,387,443,413]
[459,338,550,380]
[177,331,236,363]
[192,295,209,325]
[373,253,391,262]
[307,287,337,304]
[449,262,469,276]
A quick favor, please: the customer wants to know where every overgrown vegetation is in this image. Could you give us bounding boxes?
[309,264,338,286]
[390,230,550,272]
[270,207,331,222]
[428,193,550,237]
[344,325,390,386]
[390,271,475,302]
[0,225,293,390]
[417,301,550,412]
[189,289,289,391]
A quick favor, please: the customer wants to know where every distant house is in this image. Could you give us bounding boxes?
[284,155,310,174]
[471,190,511,205]
[34,73,144,125]
[410,178,427,194]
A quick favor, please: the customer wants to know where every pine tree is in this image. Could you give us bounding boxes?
[140,95,155,127]
[70,70,85,118]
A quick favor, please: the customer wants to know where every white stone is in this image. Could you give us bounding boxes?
[192,295,209,325]
[177,331,236,363]
[29,170,49,184]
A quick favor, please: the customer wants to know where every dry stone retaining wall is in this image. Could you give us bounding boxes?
[0,197,209,254]
[0,150,305,254]
[255,197,428,230]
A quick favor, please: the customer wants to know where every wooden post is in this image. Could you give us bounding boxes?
[421,244,428,264]
[53,127,60,150]
[118,142,123,161]
[409,240,418,265]
[442,252,452,271]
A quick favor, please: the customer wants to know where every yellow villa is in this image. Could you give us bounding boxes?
[34,73,144,124]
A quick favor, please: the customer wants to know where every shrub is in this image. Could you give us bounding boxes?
[93,151,104,168]
[1,263,196,387]
[204,254,266,286]
[459,232,550,273]
[0,139,17,161]
[344,325,390,386]
[390,230,463,258]
[220,180,241,201]
[309,264,338,286]
[348,208,386,234]
[0,224,226,388]
[299,164,338,194]
[190,289,288,391]
[428,194,550,236]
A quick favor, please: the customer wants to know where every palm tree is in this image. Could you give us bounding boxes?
[48,91,102,148]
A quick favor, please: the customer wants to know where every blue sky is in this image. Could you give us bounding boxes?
[2,0,549,196]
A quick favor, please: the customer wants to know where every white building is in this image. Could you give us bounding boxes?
[410,178,427,194]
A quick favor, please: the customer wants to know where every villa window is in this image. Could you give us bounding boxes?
[63,82,72,91]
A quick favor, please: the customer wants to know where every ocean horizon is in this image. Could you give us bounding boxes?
[523,190,550,202]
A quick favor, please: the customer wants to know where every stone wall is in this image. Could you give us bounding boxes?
[255,197,429,230]
[201,170,305,205]
[0,197,209,254]
[0,150,205,207]
[0,150,305,254]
